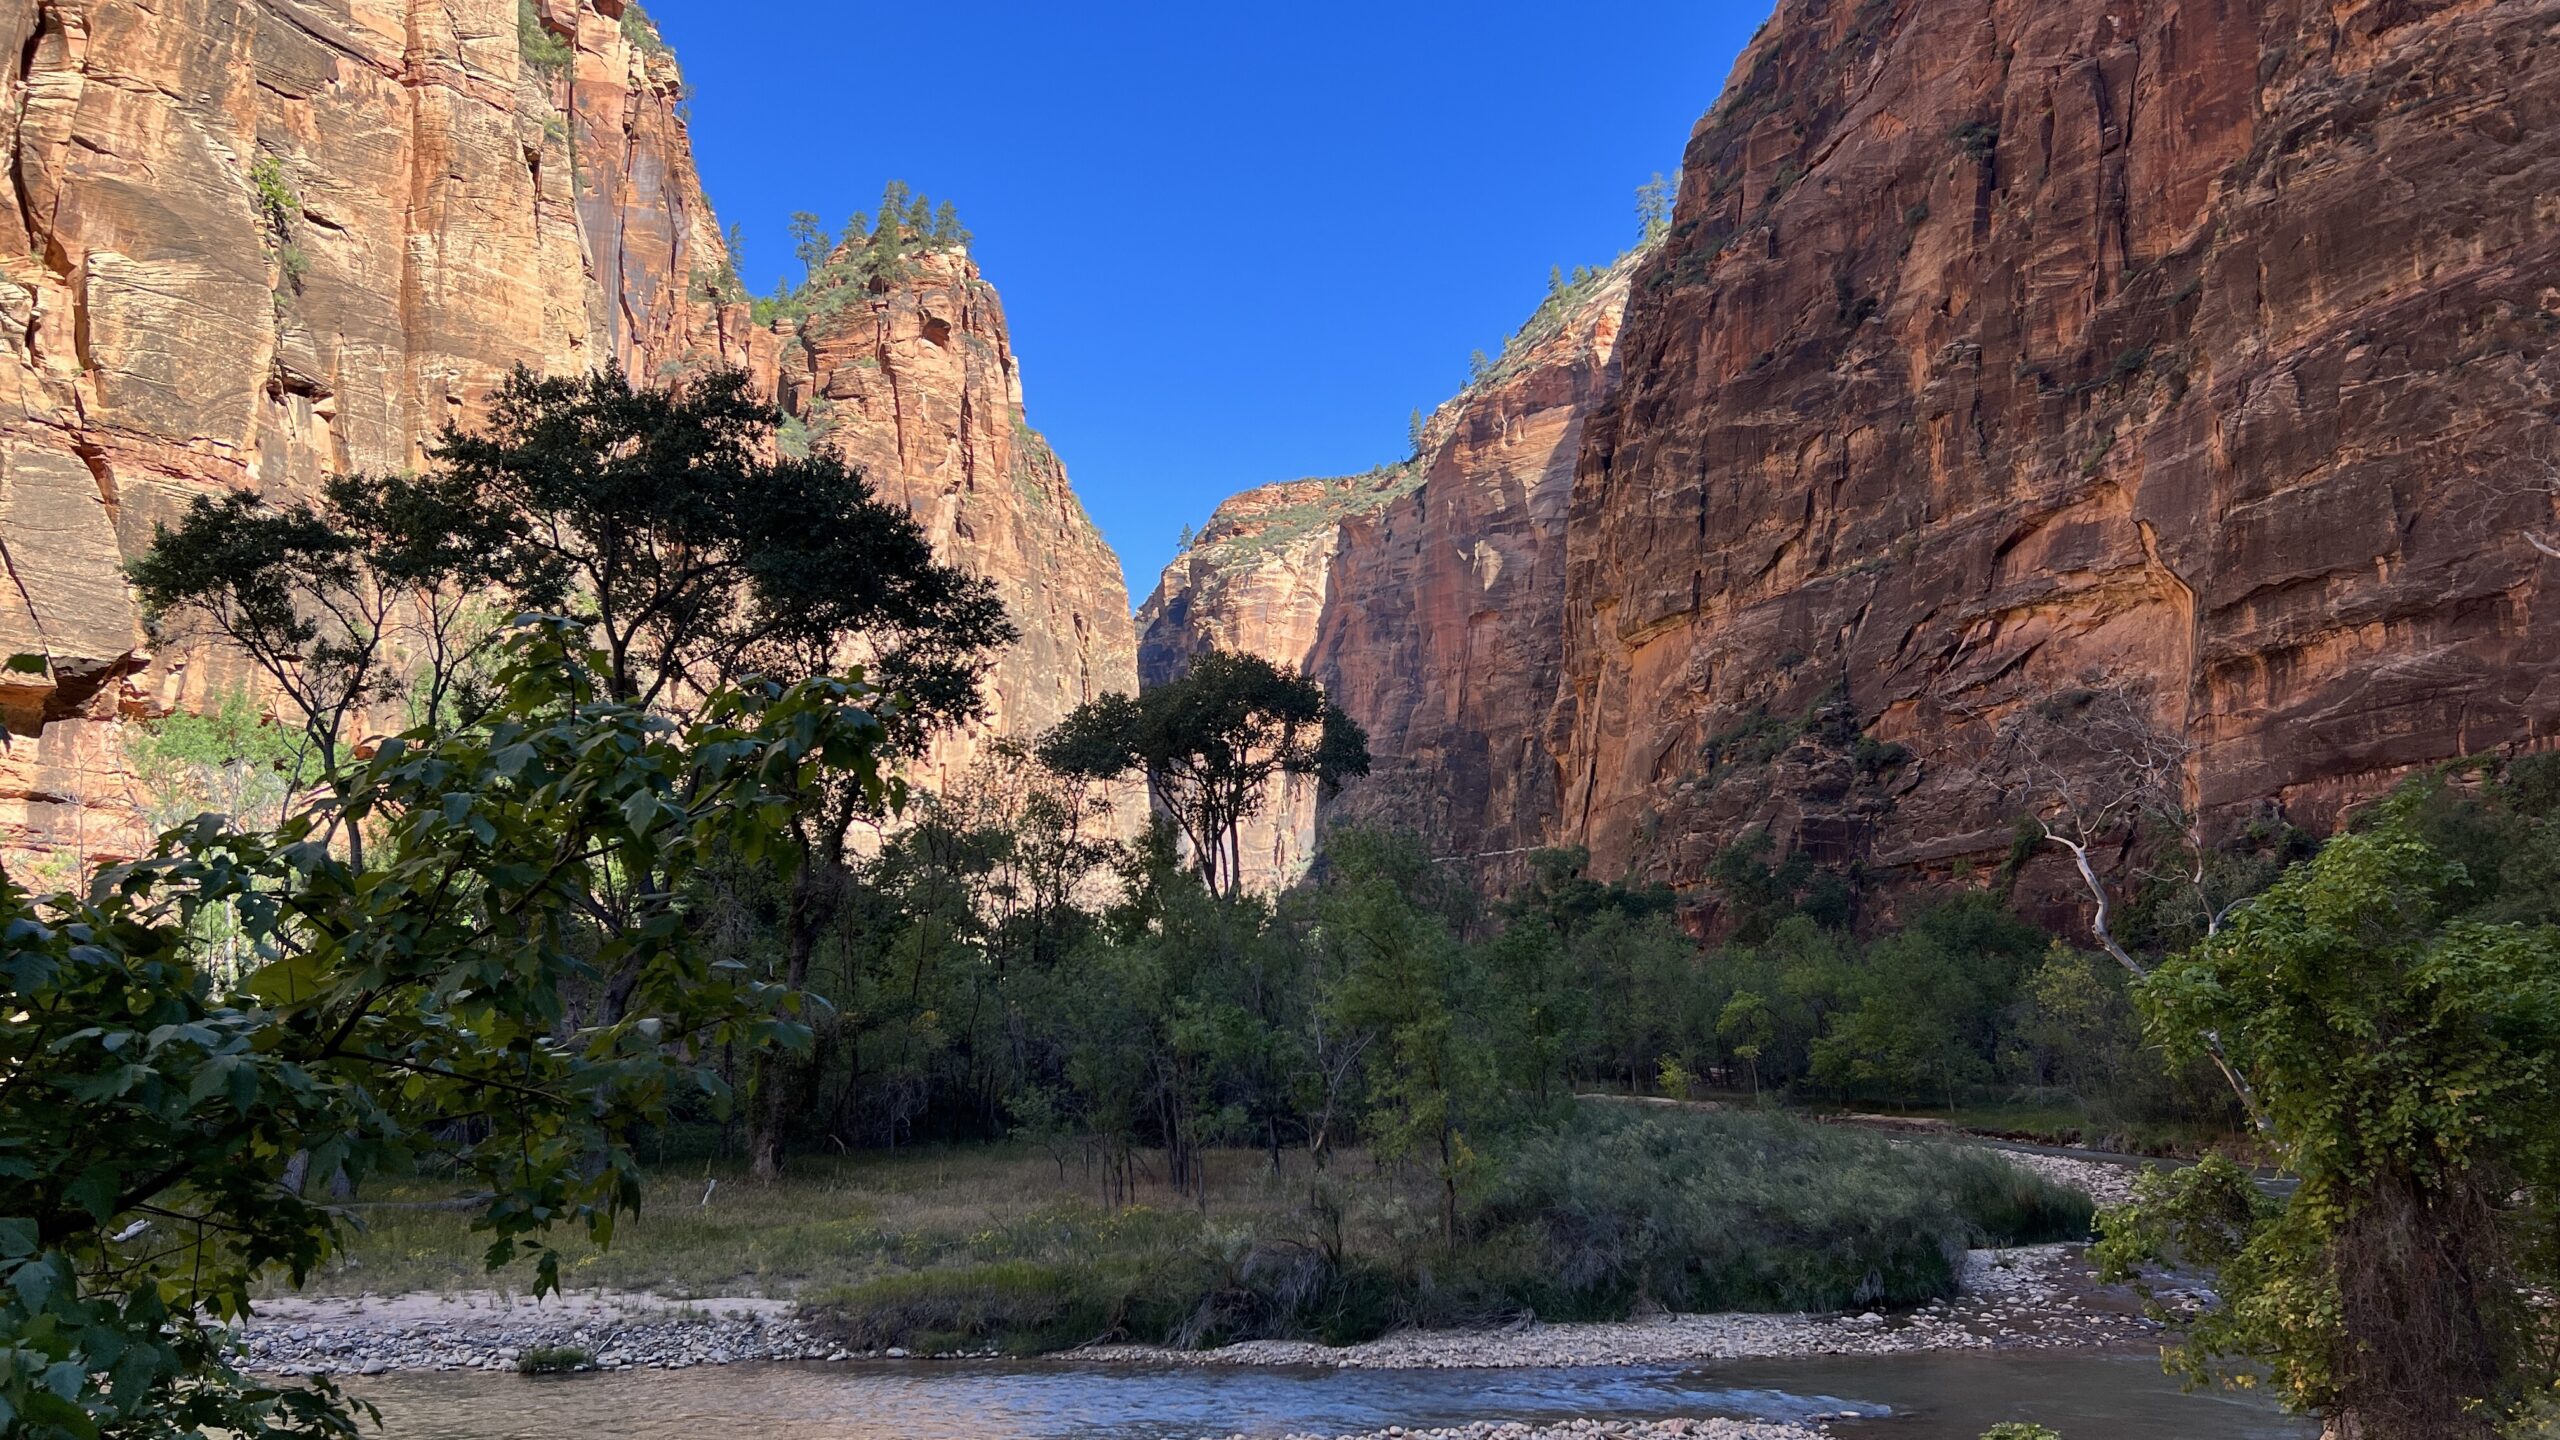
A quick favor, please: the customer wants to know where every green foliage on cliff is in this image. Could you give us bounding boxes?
[518,0,573,73]
[620,1,671,57]
[1185,460,1425,562]
[1637,171,1674,241]
[751,182,974,326]
[246,157,295,233]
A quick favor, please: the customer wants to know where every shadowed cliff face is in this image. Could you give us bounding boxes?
[1151,0,2559,908]
[1557,0,2560,898]
[0,0,1133,865]
[1137,260,1635,892]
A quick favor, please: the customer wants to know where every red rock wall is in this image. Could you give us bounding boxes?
[1136,260,1634,891]
[1150,0,2559,908]
[1555,0,2560,898]
[0,0,1135,867]
[1311,265,1630,881]
[769,248,1139,804]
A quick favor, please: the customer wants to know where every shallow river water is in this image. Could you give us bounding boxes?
[357,1349,2313,1440]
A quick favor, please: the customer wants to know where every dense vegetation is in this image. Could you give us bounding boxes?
[2098,757,2560,1440]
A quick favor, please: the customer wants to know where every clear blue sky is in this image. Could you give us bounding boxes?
[640,0,1774,603]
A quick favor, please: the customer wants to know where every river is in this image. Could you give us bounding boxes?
[356,1349,2312,1439]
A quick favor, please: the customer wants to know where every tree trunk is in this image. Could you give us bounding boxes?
[745,829,840,1183]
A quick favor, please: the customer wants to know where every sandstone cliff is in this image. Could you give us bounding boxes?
[0,0,1134,866]
[1151,0,2559,910]
[1557,0,2560,901]
[763,246,1138,802]
[1137,257,1635,890]
[1136,459,1427,887]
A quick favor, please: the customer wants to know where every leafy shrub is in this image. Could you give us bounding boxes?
[1951,119,2000,162]
[515,1345,590,1374]
[1475,1106,2092,1315]
[248,156,296,231]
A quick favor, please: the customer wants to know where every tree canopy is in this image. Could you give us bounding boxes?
[133,364,1013,754]
[2097,758,2560,1440]
[1036,650,1367,897]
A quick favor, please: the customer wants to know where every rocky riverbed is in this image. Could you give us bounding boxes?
[243,1149,2170,1377]
[241,1292,841,1376]
[1207,1422,1825,1440]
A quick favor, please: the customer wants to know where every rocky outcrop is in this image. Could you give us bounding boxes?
[764,248,1138,802]
[0,0,1134,866]
[1137,258,1636,891]
[1153,0,2560,910]
[1136,460,1427,887]
[1554,0,2560,901]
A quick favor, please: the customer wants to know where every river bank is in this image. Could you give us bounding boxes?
[242,1149,2170,1377]
[1206,1422,1823,1440]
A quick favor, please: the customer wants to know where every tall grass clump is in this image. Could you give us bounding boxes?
[808,1108,2092,1353]
[1474,1105,2093,1315]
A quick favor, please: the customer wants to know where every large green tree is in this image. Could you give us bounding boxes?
[134,365,1014,1181]
[2096,759,2560,1440]
[1036,649,1368,897]
[1316,831,1497,1246]
[134,364,1011,738]
[0,621,892,1439]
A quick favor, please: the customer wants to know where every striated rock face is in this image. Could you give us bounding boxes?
[0,0,1133,865]
[1137,258,1635,891]
[764,248,1138,802]
[1554,0,2560,902]
[1311,262,1633,882]
[1136,460,1427,887]
[1154,0,2559,911]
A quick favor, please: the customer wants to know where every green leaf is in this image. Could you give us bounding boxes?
[242,950,330,1007]
[11,1254,58,1310]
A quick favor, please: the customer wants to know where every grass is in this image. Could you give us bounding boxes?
[1473,1105,2092,1318]
[290,1106,2092,1354]
[514,1345,590,1374]
[279,1143,1326,1302]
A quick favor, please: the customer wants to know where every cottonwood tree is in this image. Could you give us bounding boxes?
[1979,681,2267,1127]
[1036,650,1368,898]
[137,365,1014,1181]
[2096,759,2560,1440]
[128,471,510,819]
[1315,830,1495,1248]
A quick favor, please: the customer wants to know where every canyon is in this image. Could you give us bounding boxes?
[1146,0,2560,908]
[0,0,1134,865]
[4,0,2554,911]
[1138,258,1637,892]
